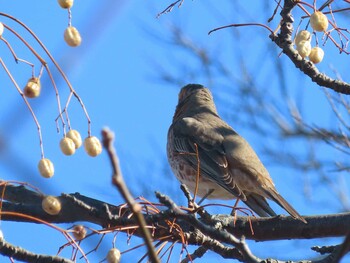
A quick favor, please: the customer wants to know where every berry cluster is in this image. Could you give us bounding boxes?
[38,131,102,178]
[295,11,327,64]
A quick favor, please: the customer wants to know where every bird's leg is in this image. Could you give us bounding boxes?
[197,189,215,205]
[231,198,240,215]
[180,184,211,219]
[231,198,241,226]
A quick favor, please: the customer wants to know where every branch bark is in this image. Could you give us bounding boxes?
[1,182,350,261]
[1,183,349,241]
[0,238,74,263]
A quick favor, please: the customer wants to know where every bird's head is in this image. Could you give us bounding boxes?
[178,84,213,104]
[174,84,217,119]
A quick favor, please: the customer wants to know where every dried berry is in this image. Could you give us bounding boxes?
[38,158,54,178]
[24,77,41,98]
[72,225,87,240]
[60,137,76,155]
[309,47,324,64]
[295,30,311,45]
[42,195,61,215]
[84,136,102,157]
[58,0,73,9]
[296,40,311,58]
[310,11,328,32]
[64,26,82,47]
[66,130,82,149]
[107,248,121,263]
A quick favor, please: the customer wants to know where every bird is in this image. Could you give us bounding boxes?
[167,84,306,223]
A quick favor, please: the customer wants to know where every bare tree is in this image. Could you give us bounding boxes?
[2,1,350,262]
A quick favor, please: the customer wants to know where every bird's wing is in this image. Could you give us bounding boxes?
[223,132,275,189]
[223,133,307,222]
[171,116,245,199]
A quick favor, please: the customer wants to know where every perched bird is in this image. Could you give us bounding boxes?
[167,84,306,223]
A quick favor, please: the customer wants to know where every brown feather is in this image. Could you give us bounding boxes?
[167,84,307,224]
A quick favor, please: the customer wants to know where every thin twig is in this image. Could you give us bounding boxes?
[157,0,184,18]
[209,23,274,35]
[155,191,261,263]
[2,22,66,134]
[0,58,45,158]
[0,13,92,135]
[268,0,282,22]
[101,128,160,263]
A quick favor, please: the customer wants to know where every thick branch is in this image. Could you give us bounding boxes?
[2,183,350,261]
[1,183,350,242]
[0,238,73,263]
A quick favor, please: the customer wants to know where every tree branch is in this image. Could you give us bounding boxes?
[0,238,74,263]
[1,183,349,241]
[1,182,350,261]
[270,0,350,95]
[101,128,160,263]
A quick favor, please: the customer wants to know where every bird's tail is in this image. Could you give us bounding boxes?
[267,190,307,224]
[244,194,277,218]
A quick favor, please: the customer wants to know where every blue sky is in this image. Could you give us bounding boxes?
[1,1,349,262]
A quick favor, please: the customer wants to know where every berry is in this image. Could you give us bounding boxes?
[60,137,76,155]
[84,136,102,157]
[72,225,87,240]
[24,77,41,98]
[107,248,121,263]
[295,30,311,45]
[38,158,54,178]
[296,40,311,58]
[309,47,324,64]
[64,26,82,47]
[310,11,328,32]
[58,0,73,9]
[42,196,61,215]
[66,130,82,149]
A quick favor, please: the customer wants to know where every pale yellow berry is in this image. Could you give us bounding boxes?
[309,47,324,64]
[24,77,41,98]
[310,11,328,32]
[0,22,4,37]
[42,195,61,215]
[64,26,82,47]
[38,158,54,178]
[107,248,121,263]
[60,137,76,155]
[295,30,311,45]
[58,0,73,9]
[296,40,311,58]
[66,130,82,149]
[84,136,102,157]
[72,225,86,240]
